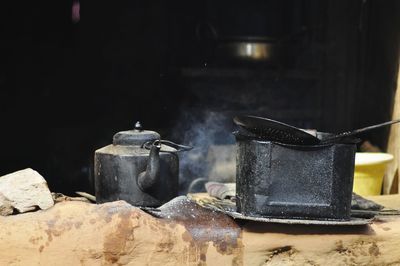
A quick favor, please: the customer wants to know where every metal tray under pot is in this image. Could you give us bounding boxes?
[235,132,357,221]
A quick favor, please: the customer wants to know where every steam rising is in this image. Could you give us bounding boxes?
[173,110,236,193]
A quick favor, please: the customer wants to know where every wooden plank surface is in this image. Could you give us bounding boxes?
[0,195,399,265]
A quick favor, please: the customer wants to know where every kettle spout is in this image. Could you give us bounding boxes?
[137,141,161,191]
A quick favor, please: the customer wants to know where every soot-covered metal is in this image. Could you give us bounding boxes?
[234,116,358,221]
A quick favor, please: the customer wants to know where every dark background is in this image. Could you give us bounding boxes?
[0,0,399,195]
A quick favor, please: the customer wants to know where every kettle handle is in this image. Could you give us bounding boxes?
[142,139,193,152]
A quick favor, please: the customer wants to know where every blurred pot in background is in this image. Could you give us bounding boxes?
[196,22,279,64]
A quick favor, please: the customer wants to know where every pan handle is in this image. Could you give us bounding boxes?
[320,119,400,144]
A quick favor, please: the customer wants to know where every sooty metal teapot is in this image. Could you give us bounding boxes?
[94,122,191,207]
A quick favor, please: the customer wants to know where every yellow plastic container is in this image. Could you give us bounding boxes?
[353,152,394,196]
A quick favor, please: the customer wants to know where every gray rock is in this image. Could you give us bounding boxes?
[0,168,54,215]
[0,193,13,215]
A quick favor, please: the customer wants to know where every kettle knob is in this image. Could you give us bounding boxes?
[134,121,143,131]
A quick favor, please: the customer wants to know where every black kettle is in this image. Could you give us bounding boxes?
[94,122,191,207]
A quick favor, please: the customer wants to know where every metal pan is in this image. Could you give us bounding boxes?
[233,115,321,145]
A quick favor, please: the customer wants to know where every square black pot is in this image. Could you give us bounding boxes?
[236,139,356,220]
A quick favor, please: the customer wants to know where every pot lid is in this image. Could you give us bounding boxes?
[113,121,160,146]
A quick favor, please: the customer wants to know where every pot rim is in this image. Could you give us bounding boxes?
[234,131,359,148]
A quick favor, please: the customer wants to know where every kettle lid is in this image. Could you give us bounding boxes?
[113,121,160,146]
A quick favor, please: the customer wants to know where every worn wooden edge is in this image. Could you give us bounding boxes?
[0,194,398,265]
